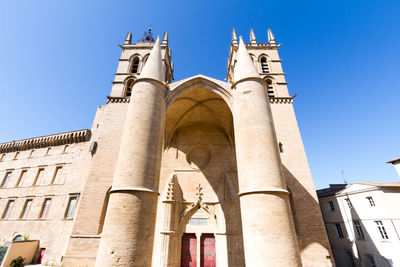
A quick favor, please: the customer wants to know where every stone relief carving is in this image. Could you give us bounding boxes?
[179,183,217,228]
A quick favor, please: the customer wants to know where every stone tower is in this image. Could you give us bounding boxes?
[0,28,333,267]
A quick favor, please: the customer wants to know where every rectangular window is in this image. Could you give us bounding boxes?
[50,166,62,184]
[62,145,69,153]
[1,172,12,187]
[20,199,32,219]
[329,201,335,211]
[39,198,51,219]
[366,196,375,207]
[375,221,389,239]
[0,154,5,161]
[32,168,44,185]
[346,198,353,208]
[13,152,19,160]
[2,200,14,219]
[15,170,27,187]
[354,221,365,239]
[335,223,344,238]
[65,196,78,219]
[367,254,377,267]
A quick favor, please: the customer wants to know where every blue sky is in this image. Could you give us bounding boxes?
[0,0,399,189]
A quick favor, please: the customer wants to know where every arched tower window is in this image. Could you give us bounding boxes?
[131,57,139,73]
[261,57,270,73]
[266,79,275,98]
[125,79,134,97]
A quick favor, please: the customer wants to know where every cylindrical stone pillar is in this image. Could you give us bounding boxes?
[95,78,166,267]
[233,78,302,266]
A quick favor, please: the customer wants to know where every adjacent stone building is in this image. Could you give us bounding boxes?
[0,29,333,266]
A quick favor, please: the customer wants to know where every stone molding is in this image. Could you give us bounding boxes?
[115,72,140,76]
[261,72,286,75]
[238,188,290,197]
[119,44,168,50]
[109,187,159,195]
[269,95,296,104]
[106,95,295,104]
[106,96,130,103]
[231,43,281,50]
[230,76,268,89]
[70,235,100,239]
[0,129,91,153]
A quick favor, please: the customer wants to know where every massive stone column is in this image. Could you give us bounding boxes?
[95,37,166,267]
[232,37,302,266]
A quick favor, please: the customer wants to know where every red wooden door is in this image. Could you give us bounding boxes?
[201,234,216,267]
[37,248,46,264]
[181,233,197,267]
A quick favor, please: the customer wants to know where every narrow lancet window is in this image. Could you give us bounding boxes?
[125,79,134,97]
[266,79,275,98]
[261,57,270,73]
[131,57,139,73]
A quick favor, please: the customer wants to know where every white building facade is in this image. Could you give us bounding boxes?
[318,183,400,267]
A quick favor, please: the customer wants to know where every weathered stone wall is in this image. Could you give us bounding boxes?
[271,102,334,266]
[0,137,91,265]
[62,103,128,267]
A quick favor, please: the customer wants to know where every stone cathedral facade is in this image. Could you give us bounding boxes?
[0,29,333,267]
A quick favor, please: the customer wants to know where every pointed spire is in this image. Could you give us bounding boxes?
[162,32,168,45]
[140,36,165,82]
[234,37,259,82]
[124,32,132,45]
[232,29,238,45]
[250,29,257,44]
[268,28,276,44]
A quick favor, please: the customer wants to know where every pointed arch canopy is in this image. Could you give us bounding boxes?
[165,75,234,149]
[166,75,233,110]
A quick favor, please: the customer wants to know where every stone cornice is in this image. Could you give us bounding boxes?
[119,44,168,50]
[231,43,281,50]
[107,95,295,104]
[115,72,140,76]
[261,72,286,76]
[107,96,130,103]
[269,95,296,104]
[231,77,269,89]
[0,129,91,153]
[238,188,290,197]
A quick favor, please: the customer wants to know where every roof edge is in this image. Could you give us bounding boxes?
[387,158,400,164]
[0,129,91,153]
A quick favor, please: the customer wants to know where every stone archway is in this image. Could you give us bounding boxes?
[152,83,245,267]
